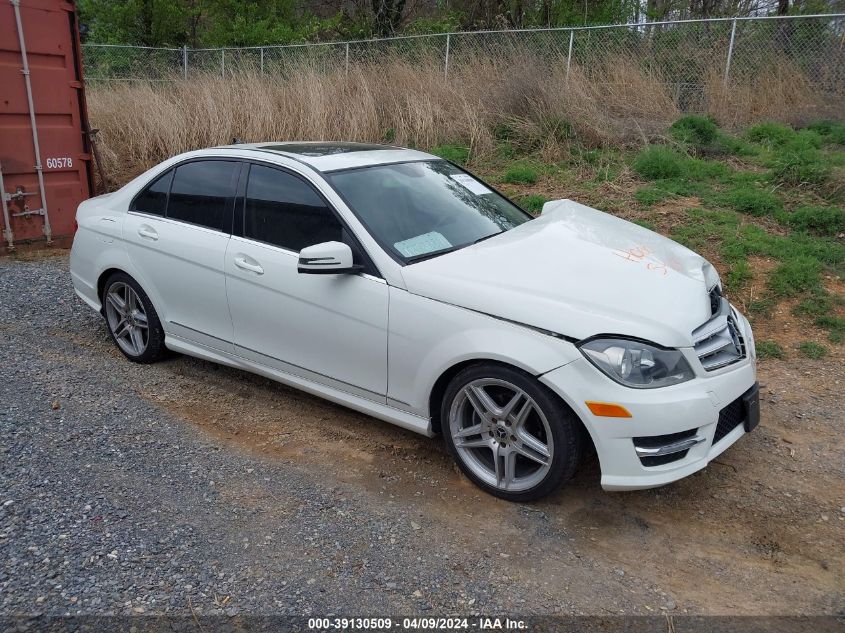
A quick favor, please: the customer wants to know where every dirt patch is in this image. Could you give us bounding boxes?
[120,347,845,615]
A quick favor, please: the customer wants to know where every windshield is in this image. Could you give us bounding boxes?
[326,160,532,263]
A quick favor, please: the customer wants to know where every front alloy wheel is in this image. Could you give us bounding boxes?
[442,364,582,501]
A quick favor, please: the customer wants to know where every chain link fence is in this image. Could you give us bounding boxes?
[83,14,845,106]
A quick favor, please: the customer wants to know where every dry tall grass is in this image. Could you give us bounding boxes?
[88,54,840,187]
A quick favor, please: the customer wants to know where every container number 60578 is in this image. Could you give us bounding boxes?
[46,157,73,169]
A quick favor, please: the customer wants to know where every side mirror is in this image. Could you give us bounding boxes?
[297,241,361,275]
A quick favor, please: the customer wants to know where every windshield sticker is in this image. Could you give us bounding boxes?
[450,174,492,196]
[394,232,452,258]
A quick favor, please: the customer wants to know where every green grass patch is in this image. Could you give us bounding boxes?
[769,256,823,297]
[518,194,547,214]
[747,122,795,146]
[814,315,845,343]
[634,186,671,206]
[768,147,831,186]
[670,115,718,151]
[777,205,845,236]
[430,144,470,165]
[787,129,823,151]
[793,291,839,318]
[503,162,539,184]
[685,157,734,182]
[714,185,782,216]
[806,120,845,145]
[756,340,785,360]
[798,341,828,359]
[633,146,686,179]
[726,259,752,289]
[713,132,759,157]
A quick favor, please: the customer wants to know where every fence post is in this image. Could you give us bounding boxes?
[345,42,350,75]
[182,45,188,80]
[724,18,737,87]
[444,33,451,79]
[221,49,225,78]
[566,29,574,85]
[260,47,264,74]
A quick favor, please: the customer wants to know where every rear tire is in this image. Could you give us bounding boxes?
[102,272,167,364]
[441,363,582,502]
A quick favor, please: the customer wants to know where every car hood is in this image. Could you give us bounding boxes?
[400,199,718,348]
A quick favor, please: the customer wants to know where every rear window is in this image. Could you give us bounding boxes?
[131,170,173,216]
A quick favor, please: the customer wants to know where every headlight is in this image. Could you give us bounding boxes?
[578,338,695,389]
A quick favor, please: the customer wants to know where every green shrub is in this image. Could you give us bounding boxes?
[670,115,718,149]
[714,133,759,156]
[430,144,470,165]
[716,186,782,216]
[798,341,828,359]
[519,194,547,214]
[747,122,795,146]
[633,146,686,179]
[780,205,845,236]
[806,121,845,145]
[496,142,518,159]
[492,121,517,141]
[769,256,823,297]
[806,121,835,136]
[769,148,831,186]
[503,162,539,184]
[787,129,823,150]
[756,340,785,360]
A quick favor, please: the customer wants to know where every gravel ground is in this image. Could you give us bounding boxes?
[1,253,843,619]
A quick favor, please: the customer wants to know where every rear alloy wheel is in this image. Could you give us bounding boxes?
[442,364,582,501]
[103,273,166,363]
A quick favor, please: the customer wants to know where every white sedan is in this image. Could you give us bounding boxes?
[70,142,759,501]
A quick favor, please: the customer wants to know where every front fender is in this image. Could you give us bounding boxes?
[387,287,580,416]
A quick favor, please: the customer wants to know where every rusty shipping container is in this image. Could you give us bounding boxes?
[0,0,94,252]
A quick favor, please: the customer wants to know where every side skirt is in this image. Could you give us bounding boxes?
[164,334,434,438]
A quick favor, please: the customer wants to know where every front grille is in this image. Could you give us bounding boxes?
[709,285,722,315]
[714,397,744,444]
[692,296,746,371]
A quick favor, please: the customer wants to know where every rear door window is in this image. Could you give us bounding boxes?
[167,160,239,231]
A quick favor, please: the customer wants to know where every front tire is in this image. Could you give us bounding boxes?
[102,272,167,363]
[441,364,582,502]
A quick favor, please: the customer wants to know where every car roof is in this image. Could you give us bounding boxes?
[215,141,437,172]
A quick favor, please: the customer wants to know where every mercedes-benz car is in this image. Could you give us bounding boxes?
[69,142,759,501]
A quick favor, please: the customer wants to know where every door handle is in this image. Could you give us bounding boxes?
[234,255,264,275]
[137,225,159,241]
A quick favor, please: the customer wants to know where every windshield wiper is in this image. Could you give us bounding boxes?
[404,245,463,264]
[404,231,505,265]
[473,231,503,245]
